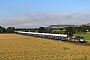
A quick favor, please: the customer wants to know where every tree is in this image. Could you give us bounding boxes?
[0,26,6,33]
[65,27,75,36]
[45,28,53,33]
[38,27,45,33]
[7,27,15,33]
[75,25,87,33]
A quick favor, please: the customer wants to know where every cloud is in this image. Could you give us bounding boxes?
[38,12,52,20]
[0,12,90,28]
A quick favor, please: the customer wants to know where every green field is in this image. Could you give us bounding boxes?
[0,34,90,60]
[74,33,90,40]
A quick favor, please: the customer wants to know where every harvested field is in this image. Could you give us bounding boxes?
[0,34,90,60]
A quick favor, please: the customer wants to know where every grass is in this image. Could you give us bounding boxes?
[74,33,90,40]
[0,34,90,60]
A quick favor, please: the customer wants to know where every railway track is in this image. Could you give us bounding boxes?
[15,31,90,46]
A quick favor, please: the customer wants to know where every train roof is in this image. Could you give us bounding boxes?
[16,31,67,37]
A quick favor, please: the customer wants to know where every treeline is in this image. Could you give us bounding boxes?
[17,25,89,36]
[38,25,90,36]
[64,25,90,36]
[0,26,15,33]
[0,25,90,36]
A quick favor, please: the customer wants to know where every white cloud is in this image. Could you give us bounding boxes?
[0,12,90,28]
[20,17,24,20]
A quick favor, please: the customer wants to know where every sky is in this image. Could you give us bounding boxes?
[0,0,90,28]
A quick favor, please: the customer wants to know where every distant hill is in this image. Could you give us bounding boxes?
[86,23,90,26]
[48,25,76,28]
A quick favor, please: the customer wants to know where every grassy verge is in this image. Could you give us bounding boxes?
[74,33,90,40]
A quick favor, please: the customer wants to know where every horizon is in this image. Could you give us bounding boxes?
[0,0,90,28]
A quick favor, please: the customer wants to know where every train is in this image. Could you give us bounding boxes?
[15,31,86,43]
